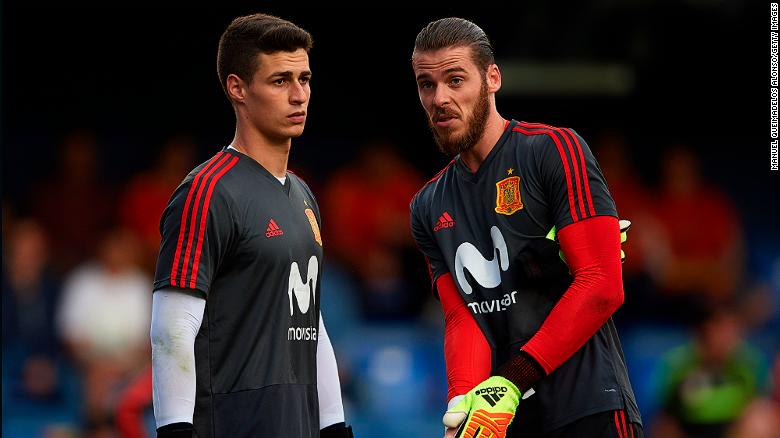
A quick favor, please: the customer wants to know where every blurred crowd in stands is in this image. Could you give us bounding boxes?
[3,128,779,437]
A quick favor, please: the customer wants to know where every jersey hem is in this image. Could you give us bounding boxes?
[543,402,642,433]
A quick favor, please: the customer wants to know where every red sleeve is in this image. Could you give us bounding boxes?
[521,215,624,374]
[437,273,492,401]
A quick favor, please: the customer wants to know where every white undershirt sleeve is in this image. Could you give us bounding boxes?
[150,287,206,428]
[317,312,345,428]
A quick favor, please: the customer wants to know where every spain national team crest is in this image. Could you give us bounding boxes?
[304,208,322,246]
[495,176,524,215]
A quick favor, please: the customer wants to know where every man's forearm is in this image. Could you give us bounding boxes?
[436,273,492,401]
[151,288,205,429]
[521,215,624,374]
[317,313,345,429]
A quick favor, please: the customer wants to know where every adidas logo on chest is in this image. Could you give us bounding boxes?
[434,211,455,232]
[265,218,284,238]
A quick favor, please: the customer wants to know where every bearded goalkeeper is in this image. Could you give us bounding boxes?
[408,17,642,438]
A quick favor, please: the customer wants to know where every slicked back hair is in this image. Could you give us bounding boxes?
[413,17,494,73]
[217,13,313,98]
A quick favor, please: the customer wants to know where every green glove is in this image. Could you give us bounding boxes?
[546,218,632,264]
[443,376,521,438]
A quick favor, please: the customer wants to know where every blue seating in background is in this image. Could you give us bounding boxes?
[335,321,447,437]
[2,347,82,437]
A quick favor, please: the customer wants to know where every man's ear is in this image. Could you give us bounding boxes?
[226,74,246,103]
[486,64,501,94]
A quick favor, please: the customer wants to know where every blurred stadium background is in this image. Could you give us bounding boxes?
[2,3,777,437]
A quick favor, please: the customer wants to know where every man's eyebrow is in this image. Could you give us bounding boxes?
[268,71,292,79]
[415,67,468,81]
[444,67,468,75]
[269,70,312,78]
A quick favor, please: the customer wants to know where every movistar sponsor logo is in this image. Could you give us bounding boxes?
[288,326,318,341]
[288,256,318,316]
[287,256,318,342]
[467,291,518,314]
[454,226,509,295]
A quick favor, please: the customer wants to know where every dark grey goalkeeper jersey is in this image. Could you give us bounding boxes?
[410,120,640,432]
[154,147,323,438]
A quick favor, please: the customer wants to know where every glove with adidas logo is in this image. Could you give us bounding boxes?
[443,376,521,438]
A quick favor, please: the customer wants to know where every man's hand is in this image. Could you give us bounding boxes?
[442,376,521,438]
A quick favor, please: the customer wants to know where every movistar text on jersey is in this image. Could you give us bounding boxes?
[467,291,519,314]
[288,326,318,341]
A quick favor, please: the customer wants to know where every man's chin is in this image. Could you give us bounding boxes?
[436,136,470,156]
[287,124,306,138]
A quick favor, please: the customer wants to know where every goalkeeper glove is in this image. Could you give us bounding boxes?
[546,218,632,264]
[443,376,521,438]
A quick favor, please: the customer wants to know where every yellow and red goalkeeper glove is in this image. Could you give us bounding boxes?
[443,376,521,438]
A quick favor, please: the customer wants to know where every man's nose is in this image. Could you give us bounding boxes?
[290,81,307,104]
[432,85,451,108]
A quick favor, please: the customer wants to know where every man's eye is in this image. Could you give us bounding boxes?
[300,77,310,84]
[450,78,463,86]
[273,79,286,85]
[419,82,432,89]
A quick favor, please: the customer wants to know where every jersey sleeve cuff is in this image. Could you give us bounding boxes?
[497,350,546,392]
[153,279,209,297]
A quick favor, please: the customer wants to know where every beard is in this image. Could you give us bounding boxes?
[428,80,490,157]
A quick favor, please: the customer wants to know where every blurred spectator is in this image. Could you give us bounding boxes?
[57,228,151,435]
[2,218,63,402]
[596,130,662,274]
[594,130,668,325]
[31,129,114,274]
[729,352,780,438]
[647,145,744,320]
[118,134,196,272]
[115,365,153,438]
[731,403,780,437]
[323,141,426,319]
[651,305,770,438]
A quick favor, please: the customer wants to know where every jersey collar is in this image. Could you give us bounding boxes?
[454,119,517,183]
[222,146,293,197]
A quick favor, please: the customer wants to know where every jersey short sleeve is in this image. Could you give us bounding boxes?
[533,128,617,231]
[294,174,323,239]
[154,177,237,296]
[410,192,448,295]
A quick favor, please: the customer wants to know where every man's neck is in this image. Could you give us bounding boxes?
[230,122,291,178]
[459,111,506,173]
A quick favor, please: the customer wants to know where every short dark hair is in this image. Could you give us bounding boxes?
[413,17,494,72]
[217,13,313,96]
